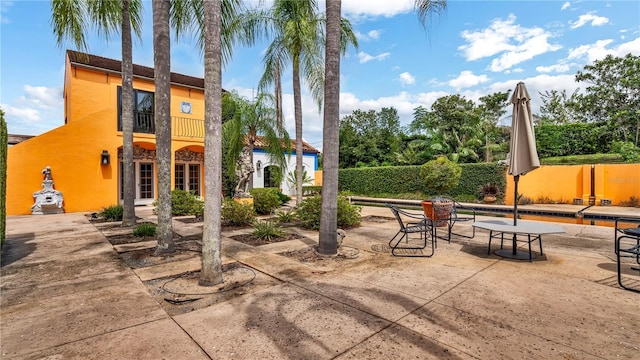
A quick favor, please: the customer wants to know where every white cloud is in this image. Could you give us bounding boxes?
[342,0,415,19]
[2,85,64,135]
[448,70,489,90]
[1,104,40,122]
[21,85,63,109]
[0,1,12,24]
[367,30,381,40]
[354,29,382,42]
[536,63,572,73]
[566,37,640,65]
[561,2,570,11]
[570,12,610,29]
[458,14,562,71]
[398,72,415,85]
[358,51,390,63]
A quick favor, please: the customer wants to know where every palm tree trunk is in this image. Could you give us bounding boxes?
[275,63,283,128]
[318,0,341,255]
[153,0,174,254]
[293,56,303,207]
[200,0,224,286]
[121,0,136,226]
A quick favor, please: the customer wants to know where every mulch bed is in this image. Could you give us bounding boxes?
[279,246,360,263]
[117,240,202,268]
[229,232,306,246]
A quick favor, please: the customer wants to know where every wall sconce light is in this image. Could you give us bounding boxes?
[256,160,262,172]
[101,150,110,165]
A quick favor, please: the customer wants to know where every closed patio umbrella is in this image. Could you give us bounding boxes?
[497,82,541,260]
[509,82,540,225]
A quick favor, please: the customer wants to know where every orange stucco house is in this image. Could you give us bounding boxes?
[7,50,213,215]
[7,50,321,216]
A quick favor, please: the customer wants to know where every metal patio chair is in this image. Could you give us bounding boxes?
[430,196,476,243]
[386,203,434,257]
[615,217,640,293]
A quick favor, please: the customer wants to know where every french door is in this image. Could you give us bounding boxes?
[120,161,156,205]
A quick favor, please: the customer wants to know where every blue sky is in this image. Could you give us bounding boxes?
[1,0,639,151]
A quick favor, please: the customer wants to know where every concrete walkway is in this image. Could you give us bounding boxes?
[1,206,638,359]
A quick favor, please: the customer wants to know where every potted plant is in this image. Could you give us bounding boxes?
[419,156,462,223]
[479,183,500,203]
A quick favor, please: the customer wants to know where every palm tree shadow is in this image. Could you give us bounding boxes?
[243,279,465,359]
[1,233,36,267]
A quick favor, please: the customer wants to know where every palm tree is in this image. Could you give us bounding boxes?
[414,0,447,28]
[247,0,356,207]
[200,0,224,286]
[169,0,248,285]
[50,0,142,227]
[317,0,341,255]
[222,91,290,196]
[152,0,175,254]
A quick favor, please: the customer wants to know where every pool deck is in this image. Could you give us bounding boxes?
[350,196,640,221]
[1,204,639,359]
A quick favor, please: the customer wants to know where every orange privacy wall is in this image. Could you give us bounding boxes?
[504,164,640,205]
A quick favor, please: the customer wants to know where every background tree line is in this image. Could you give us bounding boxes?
[338,53,640,169]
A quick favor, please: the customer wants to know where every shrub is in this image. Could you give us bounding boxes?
[419,156,462,195]
[338,163,506,197]
[100,204,123,221]
[275,208,297,223]
[518,195,533,205]
[221,199,256,226]
[302,186,322,196]
[250,188,282,215]
[169,189,201,216]
[619,196,640,207]
[265,187,291,204]
[297,195,361,230]
[479,183,501,197]
[253,220,285,242]
[192,199,204,220]
[133,223,157,237]
[611,141,640,163]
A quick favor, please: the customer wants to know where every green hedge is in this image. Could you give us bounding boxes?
[541,153,624,165]
[338,163,507,197]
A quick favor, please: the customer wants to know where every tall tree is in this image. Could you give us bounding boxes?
[152,0,174,254]
[51,0,142,227]
[248,0,356,206]
[318,0,341,255]
[222,91,290,195]
[411,95,482,163]
[574,53,640,146]
[120,0,137,227]
[0,109,6,249]
[477,91,510,162]
[200,0,224,286]
[338,108,401,168]
[539,89,583,125]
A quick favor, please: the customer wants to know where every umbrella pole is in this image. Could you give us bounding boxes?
[513,175,519,255]
[513,175,519,226]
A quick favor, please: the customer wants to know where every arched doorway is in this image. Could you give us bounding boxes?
[263,165,281,189]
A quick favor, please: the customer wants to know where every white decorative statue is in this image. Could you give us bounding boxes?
[234,147,254,198]
[31,166,64,215]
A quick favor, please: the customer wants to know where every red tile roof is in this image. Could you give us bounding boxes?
[67,50,206,90]
[253,136,319,153]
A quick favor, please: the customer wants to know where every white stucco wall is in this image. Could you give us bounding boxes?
[252,150,317,195]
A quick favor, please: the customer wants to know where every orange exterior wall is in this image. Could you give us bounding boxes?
[504,164,640,205]
[6,55,206,215]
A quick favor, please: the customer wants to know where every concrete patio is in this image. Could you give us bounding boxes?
[1,205,638,359]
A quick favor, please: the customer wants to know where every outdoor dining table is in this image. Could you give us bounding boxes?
[472,219,565,262]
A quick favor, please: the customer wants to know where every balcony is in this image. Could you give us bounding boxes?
[118,114,205,139]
